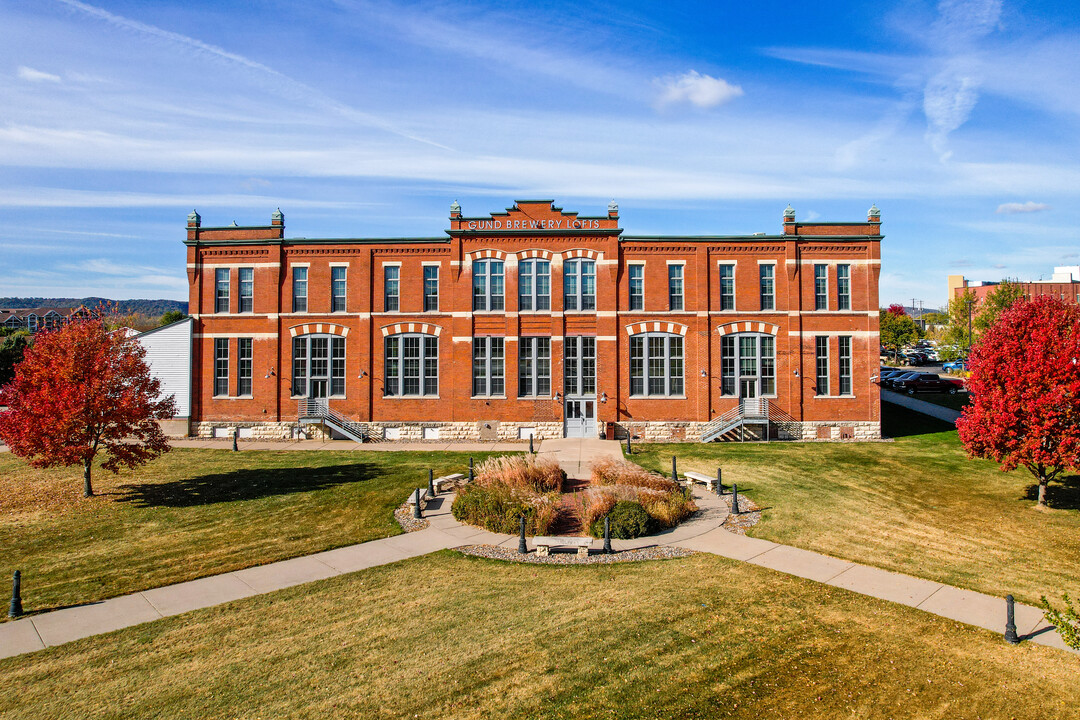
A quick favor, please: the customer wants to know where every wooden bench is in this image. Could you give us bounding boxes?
[405,488,429,509]
[432,473,467,493]
[684,471,719,492]
[533,536,593,558]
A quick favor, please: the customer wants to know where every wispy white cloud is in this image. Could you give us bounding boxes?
[654,71,742,109]
[996,200,1050,214]
[17,66,61,82]
[0,187,383,210]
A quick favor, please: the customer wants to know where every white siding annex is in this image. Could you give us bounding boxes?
[137,318,192,418]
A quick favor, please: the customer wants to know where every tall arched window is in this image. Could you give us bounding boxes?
[720,333,775,398]
[629,332,683,396]
[385,333,438,397]
[292,335,346,398]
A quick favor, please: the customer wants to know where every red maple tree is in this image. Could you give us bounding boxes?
[956,296,1080,507]
[886,303,907,316]
[0,318,176,497]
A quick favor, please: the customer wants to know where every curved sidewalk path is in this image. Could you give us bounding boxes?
[1,440,1071,659]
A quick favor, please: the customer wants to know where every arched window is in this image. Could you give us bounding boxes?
[473,259,504,311]
[519,259,551,311]
[564,259,596,311]
[385,333,438,397]
[629,333,683,397]
[292,335,346,398]
[720,333,775,398]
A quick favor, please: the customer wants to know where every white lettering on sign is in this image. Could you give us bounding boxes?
[466,218,602,231]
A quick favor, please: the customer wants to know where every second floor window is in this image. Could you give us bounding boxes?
[237,338,252,396]
[814,264,828,310]
[473,259,504,311]
[424,266,439,312]
[384,266,399,312]
[760,264,774,311]
[628,265,644,310]
[239,268,253,313]
[837,264,851,311]
[518,337,551,396]
[668,264,684,311]
[564,259,596,311]
[472,337,505,396]
[292,267,308,313]
[518,259,550,311]
[215,268,230,313]
[718,265,734,310]
[331,267,347,312]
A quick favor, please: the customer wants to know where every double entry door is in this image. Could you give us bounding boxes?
[563,336,597,438]
[564,397,596,438]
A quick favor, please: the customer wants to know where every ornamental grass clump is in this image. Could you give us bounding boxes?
[451,454,564,534]
[591,457,679,493]
[584,458,697,537]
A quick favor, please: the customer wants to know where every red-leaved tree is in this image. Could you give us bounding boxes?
[956,296,1080,507]
[0,318,176,497]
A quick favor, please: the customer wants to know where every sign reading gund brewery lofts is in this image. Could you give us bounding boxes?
[450,200,620,235]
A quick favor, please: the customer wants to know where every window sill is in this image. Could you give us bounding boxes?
[471,395,508,400]
[212,395,253,400]
[628,395,687,400]
[383,395,441,400]
[814,394,856,399]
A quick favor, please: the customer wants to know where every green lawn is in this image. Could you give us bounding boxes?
[629,404,1080,606]
[3,551,1077,719]
[0,448,499,614]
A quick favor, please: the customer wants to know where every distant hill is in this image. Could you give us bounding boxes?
[0,297,188,316]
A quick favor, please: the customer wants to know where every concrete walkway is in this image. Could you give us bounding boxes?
[536,437,624,479]
[881,389,963,424]
[2,440,1072,659]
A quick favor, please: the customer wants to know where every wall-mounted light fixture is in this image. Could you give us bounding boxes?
[600,392,608,403]
[358,369,367,378]
[793,370,800,377]
[265,366,276,379]
[554,391,562,401]
[700,369,707,377]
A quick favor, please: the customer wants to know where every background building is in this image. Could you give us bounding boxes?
[184,201,883,442]
[949,267,1080,306]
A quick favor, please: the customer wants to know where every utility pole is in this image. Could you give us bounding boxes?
[965,297,974,354]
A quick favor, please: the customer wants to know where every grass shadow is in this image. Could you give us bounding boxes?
[882,403,956,438]
[1024,474,1080,510]
[115,462,380,508]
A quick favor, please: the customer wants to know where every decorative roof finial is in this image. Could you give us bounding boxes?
[783,204,795,220]
[450,199,461,213]
[868,203,880,219]
[187,209,201,225]
[230,221,239,227]
[271,207,284,223]
[608,199,619,214]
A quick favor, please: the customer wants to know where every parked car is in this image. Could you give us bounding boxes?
[942,360,968,373]
[901,352,926,366]
[892,373,965,395]
[887,372,922,388]
[877,369,908,385]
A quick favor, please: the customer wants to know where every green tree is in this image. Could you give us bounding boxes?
[974,280,1025,334]
[159,309,187,326]
[879,307,919,356]
[0,331,32,386]
[942,288,978,358]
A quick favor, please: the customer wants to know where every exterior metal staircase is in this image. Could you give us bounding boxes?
[297,400,373,443]
[700,398,799,442]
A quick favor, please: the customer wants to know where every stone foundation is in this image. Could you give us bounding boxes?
[615,420,880,442]
[190,420,562,443]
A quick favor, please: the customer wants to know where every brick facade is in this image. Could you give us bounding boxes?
[185,200,882,441]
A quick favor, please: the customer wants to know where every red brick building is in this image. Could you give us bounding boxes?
[949,267,1080,307]
[184,200,882,441]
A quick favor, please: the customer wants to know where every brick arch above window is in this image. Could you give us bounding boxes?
[379,322,443,337]
[716,321,779,336]
[288,323,350,338]
[625,321,688,336]
[467,249,506,260]
[562,248,603,260]
[516,249,553,260]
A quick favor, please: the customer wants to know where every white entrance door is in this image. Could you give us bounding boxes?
[564,397,597,438]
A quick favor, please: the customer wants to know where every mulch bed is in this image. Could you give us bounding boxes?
[458,544,695,565]
[394,503,429,532]
[721,493,761,535]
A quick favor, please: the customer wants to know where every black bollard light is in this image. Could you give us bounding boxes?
[232,427,239,452]
[9,570,23,618]
[731,484,739,515]
[1005,594,1020,644]
[626,433,631,455]
[518,514,528,554]
[413,487,423,519]
[469,457,474,483]
[428,469,435,497]
[716,467,723,496]
[603,516,612,554]
[529,434,534,454]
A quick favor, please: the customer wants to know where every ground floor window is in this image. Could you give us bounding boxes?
[237,338,252,396]
[472,337,505,396]
[292,335,346,397]
[214,338,228,397]
[385,334,438,397]
[839,336,852,395]
[630,333,683,396]
[519,337,551,397]
[564,336,596,396]
[721,334,775,397]
[815,336,829,396]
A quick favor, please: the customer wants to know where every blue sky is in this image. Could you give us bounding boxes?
[2,0,1077,307]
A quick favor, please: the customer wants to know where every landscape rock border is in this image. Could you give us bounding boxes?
[457,544,695,565]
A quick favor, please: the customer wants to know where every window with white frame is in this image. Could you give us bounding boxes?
[759,264,775,311]
[423,266,439,312]
[839,336,852,395]
[720,334,775,396]
[518,259,550,311]
[384,266,399,312]
[239,268,253,313]
[331,267,347,313]
[814,265,828,310]
[718,264,735,310]
[472,337,505,396]
[628,264,644,310]
[815,336,829,395]
[518,337,551,396]
[214,338,229,396]
[291,335,345,397]
[564,336,596,396]
[473,259,504,311]
[237,338,252,396]
[292,267,308,313]
[837,264,851,311]
[384,334,437,397]
[564,259,596,311]
[668,264,684,311]
[215,268,230,313]
[629,333,684,396]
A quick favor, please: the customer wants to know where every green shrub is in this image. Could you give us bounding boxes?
[451,481,559,535]
[1041,594,1080,650]
[590,500,650,539]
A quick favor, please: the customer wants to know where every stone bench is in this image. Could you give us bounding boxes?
[683,471,718,492]
[405,488,429,509]
[432,473,467,493]
[533,536,593,558]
